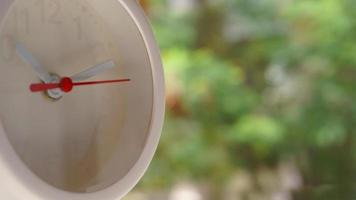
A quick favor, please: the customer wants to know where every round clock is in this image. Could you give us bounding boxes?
[0,0,165,199]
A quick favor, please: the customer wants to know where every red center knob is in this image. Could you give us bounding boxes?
[59,77,73,93]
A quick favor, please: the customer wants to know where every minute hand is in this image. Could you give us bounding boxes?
[16,44,52,83]
[71,60,116,82]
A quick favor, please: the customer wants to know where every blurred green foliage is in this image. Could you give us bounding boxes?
[139,0,356,199]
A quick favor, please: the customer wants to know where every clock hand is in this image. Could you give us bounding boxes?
[16,43,52,83]
[71,60,116,82]
[30,77,131,93]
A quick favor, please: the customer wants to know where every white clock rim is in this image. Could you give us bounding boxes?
[0,0,165,199]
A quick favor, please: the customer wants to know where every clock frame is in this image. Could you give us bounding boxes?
[0,0,165,199]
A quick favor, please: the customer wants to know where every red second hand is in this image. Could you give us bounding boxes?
[30,77,131,93]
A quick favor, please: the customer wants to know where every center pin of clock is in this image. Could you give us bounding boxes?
[59,77,74,93]
[45,74,65,100]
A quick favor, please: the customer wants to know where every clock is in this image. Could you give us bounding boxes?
[0,0,165,199]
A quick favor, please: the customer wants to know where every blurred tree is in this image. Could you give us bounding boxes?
[134,0,356,199]
[139,0,149,12]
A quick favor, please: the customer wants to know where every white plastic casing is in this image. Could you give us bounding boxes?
[0,0,165,199]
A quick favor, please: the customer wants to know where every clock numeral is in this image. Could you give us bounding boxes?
[73,17,83,40]
[81,4,88,13]
[13,7,31,35]
[48,1,62,25]
[0,35,15,62]
[21,8,31,34]
[35,0,62,25]
[34,0,45,23]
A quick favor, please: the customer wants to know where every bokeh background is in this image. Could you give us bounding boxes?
[125,0,356,199]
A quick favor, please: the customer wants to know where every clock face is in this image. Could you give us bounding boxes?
[0,0,154,193]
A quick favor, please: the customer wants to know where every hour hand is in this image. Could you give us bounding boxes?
[71,60,116,82]
[16,43,52,83]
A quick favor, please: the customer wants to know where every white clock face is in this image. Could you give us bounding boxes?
[0,0,154,193]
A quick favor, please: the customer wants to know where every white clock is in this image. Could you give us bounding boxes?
[0,0,165,199]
